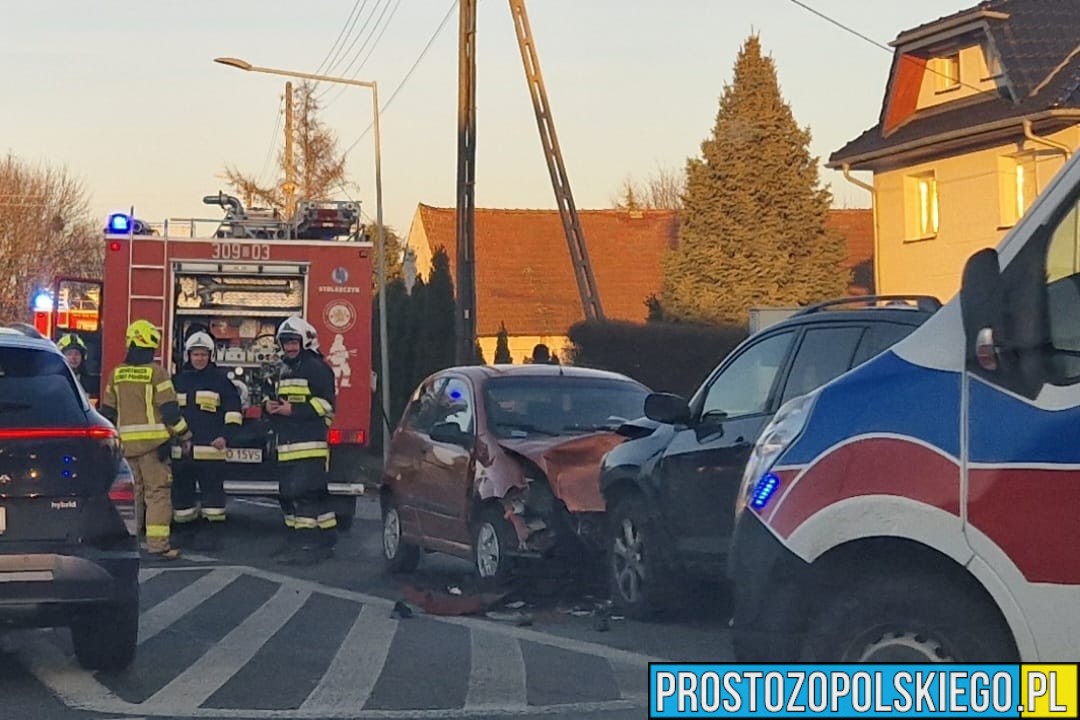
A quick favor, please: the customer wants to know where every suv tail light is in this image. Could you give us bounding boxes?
[0,426,118,440]
[108,460,137,536]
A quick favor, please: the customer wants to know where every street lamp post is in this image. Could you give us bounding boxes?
[214,57,392,465]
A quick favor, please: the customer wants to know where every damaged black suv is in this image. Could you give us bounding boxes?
[598,296,940,619]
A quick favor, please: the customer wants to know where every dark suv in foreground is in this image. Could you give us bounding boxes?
[0,328,139,670]
[598,296,941,618]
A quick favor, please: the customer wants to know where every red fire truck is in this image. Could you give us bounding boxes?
[101,193,374,527]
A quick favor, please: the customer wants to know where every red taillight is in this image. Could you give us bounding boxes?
[0,426,118,440]
[108,484,135,503]
[328,429,343,445]
[109,240,123,251]
[354,429,366,445]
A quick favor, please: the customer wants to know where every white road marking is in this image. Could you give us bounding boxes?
[299,603,398,713]
[145,585,312,708]
[138,568,164,582]
[465,629,527,710]
[14,564,654,718]
[139,567,242,644]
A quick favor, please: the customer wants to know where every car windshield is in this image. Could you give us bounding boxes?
[0,347,86,427]
[483,376,648,439]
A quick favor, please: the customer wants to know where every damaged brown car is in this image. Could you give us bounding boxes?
[379,364,649,584]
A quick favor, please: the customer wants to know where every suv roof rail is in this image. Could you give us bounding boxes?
[794,294,942,316]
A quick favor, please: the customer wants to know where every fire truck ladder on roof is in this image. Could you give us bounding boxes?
[509,0,604,322]
[126,237,169,364]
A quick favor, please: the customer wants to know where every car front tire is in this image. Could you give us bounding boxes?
[607,495,672,620]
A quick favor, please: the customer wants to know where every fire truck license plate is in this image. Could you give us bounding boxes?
[226,449,262,464]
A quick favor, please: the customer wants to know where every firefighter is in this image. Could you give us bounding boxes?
[57,333,89,389]
[100,320,192,561]
[171,331,242,551]
[265,316,337,565]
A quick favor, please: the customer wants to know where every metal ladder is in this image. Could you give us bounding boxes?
[509,0,604,322]
[126,236,169,365]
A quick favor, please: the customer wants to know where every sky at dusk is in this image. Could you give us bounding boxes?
[1,0,966,235]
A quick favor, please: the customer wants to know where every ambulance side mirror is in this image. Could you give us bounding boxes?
[960,248,1004,372]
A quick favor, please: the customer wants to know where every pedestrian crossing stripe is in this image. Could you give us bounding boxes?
[4,564,651,718]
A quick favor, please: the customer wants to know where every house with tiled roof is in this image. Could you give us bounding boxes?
[828,0,1080,302]
[405,204,875,364]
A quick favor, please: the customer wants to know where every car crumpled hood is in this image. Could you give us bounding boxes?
[476,432,627,513]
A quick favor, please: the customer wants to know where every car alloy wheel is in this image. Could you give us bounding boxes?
[476,521,501,578]
[612,516,645,604]
[383,506,402,560]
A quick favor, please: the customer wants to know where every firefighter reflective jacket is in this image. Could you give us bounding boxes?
[172,363,242,461]
[102,361,191,457]
[269,351,336,463]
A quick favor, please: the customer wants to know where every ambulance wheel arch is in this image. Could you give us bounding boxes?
[802,542,1020,662]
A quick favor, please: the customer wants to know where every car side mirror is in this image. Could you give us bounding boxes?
[429,421,473,449]
[644,393,691,425]
[960,248,1004,371]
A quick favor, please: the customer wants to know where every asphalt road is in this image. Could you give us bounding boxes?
[0,495,734,720]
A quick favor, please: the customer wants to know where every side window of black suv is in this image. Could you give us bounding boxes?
[779,326,866,405]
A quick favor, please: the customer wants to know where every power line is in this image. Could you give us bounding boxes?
[317,0,395,102]
[257,95,285,187]
[343,0,459,157]
[785,0,1014,105]
[322,0,403,109]
[312,0,366,77]
[321,0,387,85]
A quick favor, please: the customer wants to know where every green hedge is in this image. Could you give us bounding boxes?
[567,320,748,398]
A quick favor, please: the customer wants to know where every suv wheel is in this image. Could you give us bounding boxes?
[805,570,1017,661]
[608,495,671,620]
[71,600,139,671]
[473,505,515,587]
[382,496,419,573]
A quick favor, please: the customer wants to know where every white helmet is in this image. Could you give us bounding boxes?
[184,331,216,359]
[276,316,319,352]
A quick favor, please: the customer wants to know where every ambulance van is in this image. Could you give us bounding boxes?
[730,150,1080,662]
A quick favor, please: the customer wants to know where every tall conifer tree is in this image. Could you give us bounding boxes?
[663,35,846,324]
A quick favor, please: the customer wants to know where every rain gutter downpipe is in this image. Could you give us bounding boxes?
[1022,118,1073,160]
[840,163,881,295]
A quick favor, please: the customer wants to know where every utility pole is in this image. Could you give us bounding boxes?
[454,0,478,365]
[283,81,296,218]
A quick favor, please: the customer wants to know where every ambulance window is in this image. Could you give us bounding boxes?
[700,331,794,419]
[781,326,864,404]
[1045,196,1080,379]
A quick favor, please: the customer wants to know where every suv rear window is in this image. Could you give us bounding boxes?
[0,348,86,427]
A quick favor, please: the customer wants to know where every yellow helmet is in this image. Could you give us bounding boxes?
[57,333,87,354]
[125,320,161,349]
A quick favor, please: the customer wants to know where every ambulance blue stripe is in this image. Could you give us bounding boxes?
[969,379,1080,464]
[781,352,961,465]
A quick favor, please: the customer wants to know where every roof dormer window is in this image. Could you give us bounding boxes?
[934,52,961,92]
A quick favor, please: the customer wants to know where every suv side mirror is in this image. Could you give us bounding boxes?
[429,421,473,449]
[960,248,1004,371]
[644,393,691,425]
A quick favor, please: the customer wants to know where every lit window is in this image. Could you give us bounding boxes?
[917,174,939,236]
[936,53,961,90]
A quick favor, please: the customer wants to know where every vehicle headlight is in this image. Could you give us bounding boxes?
[735,391,817,518]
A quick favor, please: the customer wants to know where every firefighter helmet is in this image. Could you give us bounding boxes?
[57,333,87,356]
[125,320,161,350]
[276,316,319,352]
[184,331,215,358]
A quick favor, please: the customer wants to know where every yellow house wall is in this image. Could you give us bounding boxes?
[404,210,435,281]
[874,125,1079,302]
[478,334,573,365]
